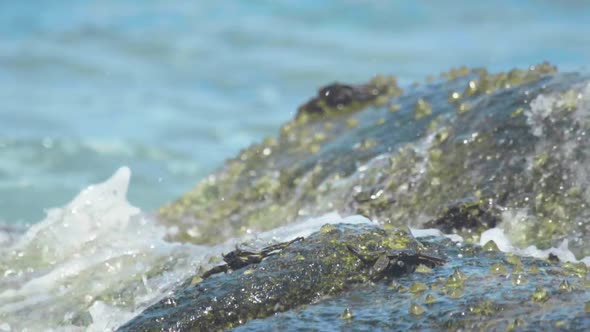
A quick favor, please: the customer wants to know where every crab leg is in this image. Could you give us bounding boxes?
[260,236,304,256]
[416,253,446,267]
[201,265,230,279]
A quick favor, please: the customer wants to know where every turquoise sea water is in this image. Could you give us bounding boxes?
[1,0,589,224]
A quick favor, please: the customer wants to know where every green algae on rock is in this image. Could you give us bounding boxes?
[118,224,590,331]
[116,224,444,331]
[231,236,590,332]
[340,307,354,320]
[157,63,590,259]
[129,63,590,331]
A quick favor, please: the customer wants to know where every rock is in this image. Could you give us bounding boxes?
[118,224,590,331]
[116,224,444,331]
[423,199,500,235]
[120,64,590,330]
[295,76,402,119]
[234,243,589,331]
[158,63,590,259]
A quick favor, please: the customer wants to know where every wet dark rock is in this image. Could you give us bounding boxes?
[118,223,590,331]
[148,63,590,330]
[117,224,443,331]
[296,77,402,119]
[424,199,500,235]
[158,63,590,258]
[233,237,589,332]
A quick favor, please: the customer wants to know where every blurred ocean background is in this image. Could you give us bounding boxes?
[1,0,589,225]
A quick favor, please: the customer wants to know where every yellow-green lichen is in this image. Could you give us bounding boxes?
[457,102,471,114]
[489,263,507,275]
[440,66,472,80]
[414,98,432,120]
[389,104,401,112]
[410,282,428,294]
[531,287,549,303]
[447,288,464,299]
[505,254,522,266]
[320,224,337,234]
[425,293,436,304]
[512,264,524,274]
[469,300,497,315]
[505,318,525,331]
[346,118,359,128]
[511,107,525,118]
[482,240,500,252]
[409,303,425,316]
[558,280,573,292]
[354,138,378,151]
[445,270,466,290]
[341,307,354,320]
[563,262,587,279]
[415,264,433,273]
[511,273,526,286]
[462,63,556,97]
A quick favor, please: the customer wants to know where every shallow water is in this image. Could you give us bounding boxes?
[1,0,590,223]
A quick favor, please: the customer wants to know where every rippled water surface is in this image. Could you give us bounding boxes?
[1,0,589,223]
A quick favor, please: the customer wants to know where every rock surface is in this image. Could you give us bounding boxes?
[117,224,444,331]
[134,64,590,331]
[119,224,589,331]
[159,63,590,258]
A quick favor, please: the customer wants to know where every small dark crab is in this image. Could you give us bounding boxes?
[201,237,304,279]
[347,245,446,281]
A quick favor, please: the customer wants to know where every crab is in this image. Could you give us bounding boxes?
[201,236,304,279]
[347,245,446,281]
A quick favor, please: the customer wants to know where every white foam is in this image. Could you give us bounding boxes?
[410,228,464,243]
[0,230,10,246]
[251,213,376,244]
[480,228,515,252]
[526,94,556,137]
[0,168,379,331]
[0,223,24,247]
[87,301,136,332]
[480,227,590,265]
[0,167,203,331]
[414,223,589,265]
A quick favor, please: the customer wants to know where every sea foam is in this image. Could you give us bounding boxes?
[0,168,375,331]
[0,167,198,331]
